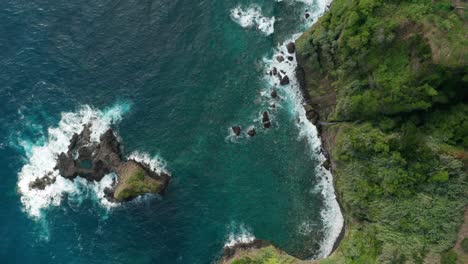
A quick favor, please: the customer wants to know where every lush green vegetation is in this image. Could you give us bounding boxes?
[297,0,466,121]
[440,250,458,264]
[462,238,468,253]
[114,168,162,202]
[295,0,467,263]
[229,246,298,264]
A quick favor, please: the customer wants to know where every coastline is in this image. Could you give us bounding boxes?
[220,1,345,262]
[296,55,346,257]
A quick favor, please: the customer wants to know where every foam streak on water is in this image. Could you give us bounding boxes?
[262,0,343,258]
[230,5,275,35]
[17,103,130,219]
[224,223,255,248]
[127,151,168,175]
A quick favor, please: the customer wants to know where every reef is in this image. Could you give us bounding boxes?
[30,124,170,202]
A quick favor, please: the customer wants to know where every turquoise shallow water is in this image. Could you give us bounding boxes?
[0,0,338,263]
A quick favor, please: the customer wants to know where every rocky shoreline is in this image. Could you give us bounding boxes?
[219,38,345,263]
[30,124,170,202]
[295,37,346,257]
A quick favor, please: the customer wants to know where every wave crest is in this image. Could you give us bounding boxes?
[230,5,275,36]
[16,103,129,218]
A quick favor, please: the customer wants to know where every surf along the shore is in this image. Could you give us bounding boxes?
[227,0,343,259]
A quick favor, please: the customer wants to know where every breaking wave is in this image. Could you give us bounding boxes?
[230,5,275,36]
[224,222,255,248]
[13,103,167,219]
[259,0,343,258]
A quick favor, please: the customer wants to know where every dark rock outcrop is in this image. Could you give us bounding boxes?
[276,55,284,62]
[262,111,271,128]
[322,159,331,171]
[304,104,320,125]
[279,75,290,85]
[272,67,277,76]
[287,56,294,61]
[34,124,170,202]
[232,126,241,136]
[221,240,271,261]
[287,42,295,54]
[247,128,256,137]
[55,126,122,182]
[271,90,278,98]
[29,174,56,190]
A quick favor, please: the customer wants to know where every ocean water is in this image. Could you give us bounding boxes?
[0,0,342,263]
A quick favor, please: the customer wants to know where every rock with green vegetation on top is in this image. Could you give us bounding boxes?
[32,124,171,203]
[114,160,170,202]
[219,240,309,264]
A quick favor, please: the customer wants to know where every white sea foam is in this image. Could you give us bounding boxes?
[259,0,343,257]
[17,103,130,219]
[224,223,255,248]
[127,151,169,175]
[230,5,275,36]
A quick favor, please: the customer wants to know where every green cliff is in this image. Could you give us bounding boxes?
[224,0,467,263]
[296,0,467,263]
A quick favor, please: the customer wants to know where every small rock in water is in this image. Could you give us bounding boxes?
[271,90,278,98]
[276,55,284,62]
[29,174,56,190]
[232,126,241,136]
[287,56,294,61]
[280,70,286,74]
[280,75,289,85]
[270,103,276,109]
[247,128,256,137]
[262,111,271,128]
[286,42,295,54]
[305,13,310,19]
[272,67,277,76]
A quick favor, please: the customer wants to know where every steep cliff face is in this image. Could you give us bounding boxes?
[296,0,467,263]
[296,0,466,122]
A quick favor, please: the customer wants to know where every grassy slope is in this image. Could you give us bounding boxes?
[295,0,467,263]
[225,246,305,264]
[114,162,163,202]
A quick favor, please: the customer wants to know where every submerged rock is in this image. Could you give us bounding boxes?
[262,111,271,128]
[287,42,295,54]
[35,124,171,202]
[247,128,256,137]
[271,90,278,98]
[232,126,241,136]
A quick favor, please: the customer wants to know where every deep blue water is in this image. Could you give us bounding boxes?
[0,1,339,263]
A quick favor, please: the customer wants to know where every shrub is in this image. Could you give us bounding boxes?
[462,237,468,253]
[440,250,457,264]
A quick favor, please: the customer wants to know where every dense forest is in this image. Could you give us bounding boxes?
[296,0,467,263]
[225,0,467,263]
